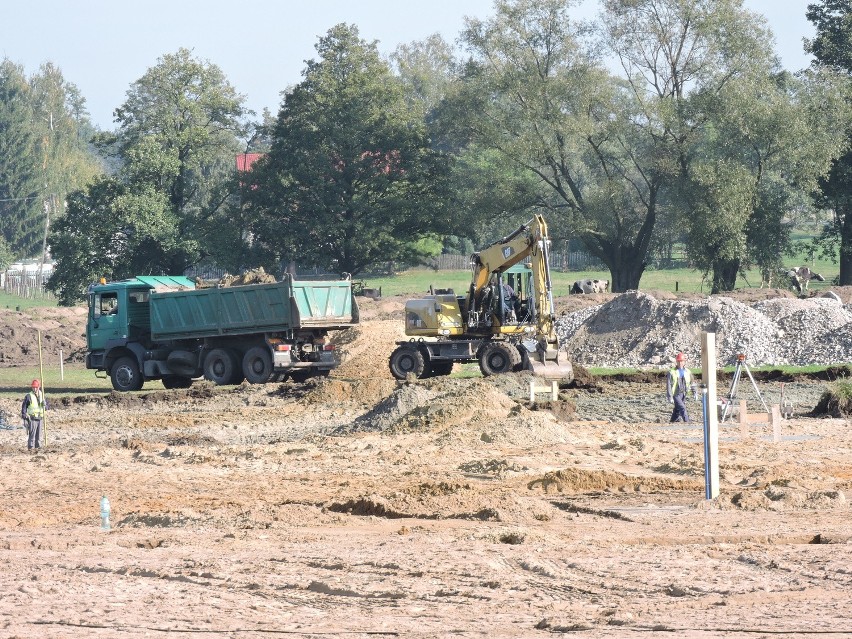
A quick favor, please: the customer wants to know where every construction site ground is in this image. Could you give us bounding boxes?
[0,289,850,638]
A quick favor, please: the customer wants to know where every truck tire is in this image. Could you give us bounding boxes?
[389,345,427,380]
[111,356,144,392]
[478,342,521,376]
[430,360,454,376]
[242,346,273,384]
[203,349,237,385]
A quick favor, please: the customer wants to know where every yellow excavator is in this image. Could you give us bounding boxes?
[389,214,573,383]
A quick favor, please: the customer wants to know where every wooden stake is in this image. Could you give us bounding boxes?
[38,330,46,446]
[771,404,782,443]
[738,400,749,440]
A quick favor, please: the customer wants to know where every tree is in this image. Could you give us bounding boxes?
[244,24,455,276]
[454,0,803,292]
[678,67,846,291]
[0,60,100,263]
[391,33,457,119]
[49,49,248,302]
[47,177,178,305]
[806,0,852,284]
[0,60,43,259]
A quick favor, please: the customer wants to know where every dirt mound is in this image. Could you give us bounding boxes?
[810,380,852,417]
[558,290,852,367]
[0,306,88,366]
[217,267,277,287]
[299,376,397,407]
[528,467,703,494]
[331,320,405,380]
[339,376,517,434]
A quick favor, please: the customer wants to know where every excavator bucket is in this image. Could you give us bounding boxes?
[524,345,574,385]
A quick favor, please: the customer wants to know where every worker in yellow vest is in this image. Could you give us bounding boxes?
[21,379,47,451]
[666,353,693,423]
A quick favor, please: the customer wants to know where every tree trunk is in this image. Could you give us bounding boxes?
[840,207,852,286]
[711,258,740,294]
[600,242,647,293]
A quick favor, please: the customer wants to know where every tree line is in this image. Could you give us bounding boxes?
[1,0,851,305]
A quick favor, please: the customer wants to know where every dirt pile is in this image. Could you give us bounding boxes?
[0,306,87,365]
[217,267,277,287]
[331,319,405,380]
[558,289,852,367]
[339,376,517,434]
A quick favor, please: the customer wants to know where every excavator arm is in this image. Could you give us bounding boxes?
[467,214,568,380]
[467,214,555,333]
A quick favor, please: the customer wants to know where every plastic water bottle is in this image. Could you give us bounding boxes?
[100,495,111,531]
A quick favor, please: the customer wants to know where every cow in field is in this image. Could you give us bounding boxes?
[787,266,825,293]
[570,278,609,294]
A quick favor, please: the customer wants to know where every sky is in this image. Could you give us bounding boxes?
[2,0,818,131]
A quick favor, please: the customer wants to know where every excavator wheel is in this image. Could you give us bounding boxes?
[389,345,427,380]
[429,361,454,377]
[478,342,521,376]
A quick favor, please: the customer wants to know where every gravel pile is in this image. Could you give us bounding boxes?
[557,291,852,368]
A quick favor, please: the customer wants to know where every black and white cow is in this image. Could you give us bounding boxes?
[570,278,609,294]
[787,266,825,293]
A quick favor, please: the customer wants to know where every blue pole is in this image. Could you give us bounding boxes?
[702,385,711,500]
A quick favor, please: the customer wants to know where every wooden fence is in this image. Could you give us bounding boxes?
[2,270,55,301]
[419,250,604,272]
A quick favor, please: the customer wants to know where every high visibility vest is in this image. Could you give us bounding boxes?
[26,391,44,419]
[668,368,693,396]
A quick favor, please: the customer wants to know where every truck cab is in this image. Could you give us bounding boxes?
[86,276,195,386]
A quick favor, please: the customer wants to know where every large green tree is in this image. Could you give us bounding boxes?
[453,0,798,292]
[679,68,846,291]
[806,0,852,284]
[244,24,455,276]
[49,49,248,303]
[0,60,41,259]
[0,60,97,262]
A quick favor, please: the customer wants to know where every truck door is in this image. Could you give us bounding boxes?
[88,290,121,352]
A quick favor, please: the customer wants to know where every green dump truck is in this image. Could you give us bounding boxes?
[86,275,358,392]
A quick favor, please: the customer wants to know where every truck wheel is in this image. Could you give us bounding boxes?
[478,342,521,376]
[430,361,454,376]
[162,375,193,389]
[203,349,237,385]
[111,356,144,392]
[389,346,426,380]
[242,346,273,384]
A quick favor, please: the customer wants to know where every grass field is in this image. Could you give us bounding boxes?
[360,263,838,298]
[0,364,113,399]
[0,291,62,311]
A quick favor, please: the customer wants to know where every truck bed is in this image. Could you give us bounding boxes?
[150,279,356,340]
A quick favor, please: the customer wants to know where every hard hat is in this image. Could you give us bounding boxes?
[675,352,686,362]
[31,379,41,388]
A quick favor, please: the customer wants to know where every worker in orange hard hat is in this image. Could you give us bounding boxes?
[21,379,47,451]
[666,353,693,423]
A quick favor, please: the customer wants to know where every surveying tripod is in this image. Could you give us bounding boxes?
[720,354,769,422]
